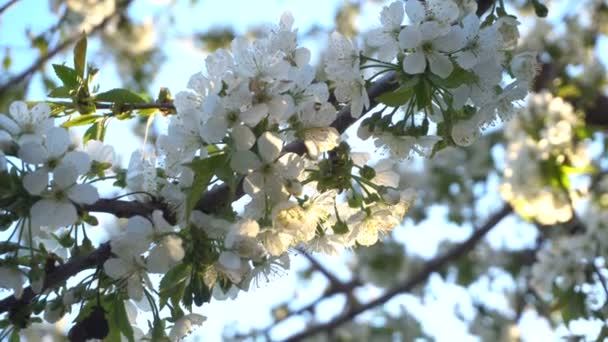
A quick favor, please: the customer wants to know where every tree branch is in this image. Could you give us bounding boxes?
[283,204,513,342]
[0,242,111,314]
[0,0,19,15]
[0,0,131,97]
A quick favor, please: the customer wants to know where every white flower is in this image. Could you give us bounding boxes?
[126,151,162,199]
[85,139,115,165]
[27,165,98,229]
[111,211,173,260]
[231,132,304,201]
[169,313,206,341]
[495,16,520,50]
[216,251,251,284]
[367,1,405,61]
[510,52,539,84]
[398,18,463,78]
[231,125,256,151]
[298,103,340,158]
[174,72,220,123]
[345,191,413,246]
[376,133,441,158]
[325,32,369,118]
[65,0,116,32]
[258,228,293,256]
[19,127,91,175]
[0,101,53,145]
[103,256,149,301]
[225,219,264,259]
[147,235,185,274]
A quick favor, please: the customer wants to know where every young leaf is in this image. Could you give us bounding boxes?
[95,88,146,104]
[376,85,415,107]
[52,64,79,88]
[433,67,478,89]
[62,115,102,128]
[74,34,87,77]
[83,119,107,143]
[113,297,135,342]
[47,86,71,99]
[184,154,223,219]
[159,263,191,309]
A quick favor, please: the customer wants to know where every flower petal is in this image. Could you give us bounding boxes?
[231,125,255,151]
[23,169,48,195]
[257,132,283,163]
[230,150,262,174]
[45,127,70,159]
[428,52,453,78]
[398,26,422,49]
[403,50,426,74]
[68,184,99,204]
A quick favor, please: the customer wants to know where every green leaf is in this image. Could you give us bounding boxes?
[73,34,87,77]
[376,85,415,107]
[113,297,135,342]
[190,272,211,307]
[414,80,431,110]
[95,88,146,104]
[52,64,79,88]
[184,154,223,219]
[47,86,71,98]
[83,119,107,143]
[555,287,587,324]
[435,67,478,89]
[9,329,20,342]
[61,114,102,128]
[159,263,191,309]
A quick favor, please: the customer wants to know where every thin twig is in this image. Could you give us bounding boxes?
[297,248,343,286]
[283,204,513,342]
[0,0,131,97]
[0,0,19,15]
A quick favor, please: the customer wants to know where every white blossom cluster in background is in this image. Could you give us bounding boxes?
[357,0,534,154]
[530,202,608,303]
[0,0,535,339]
[50,0,117,33]
[499,92,591,225]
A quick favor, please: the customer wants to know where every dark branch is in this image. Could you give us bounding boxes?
[0,0,19,15]
[0,242,111,314]
[476,0,495,16]
[283,204,513,342]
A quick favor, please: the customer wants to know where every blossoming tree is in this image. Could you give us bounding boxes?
[1,0,607,340]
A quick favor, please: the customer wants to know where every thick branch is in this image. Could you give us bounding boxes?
[0,242,111,314]
[283,204,513,342]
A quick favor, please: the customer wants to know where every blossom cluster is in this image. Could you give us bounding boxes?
[500,92,591,225]
[356,0,534,155]
[129,11,418,297]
